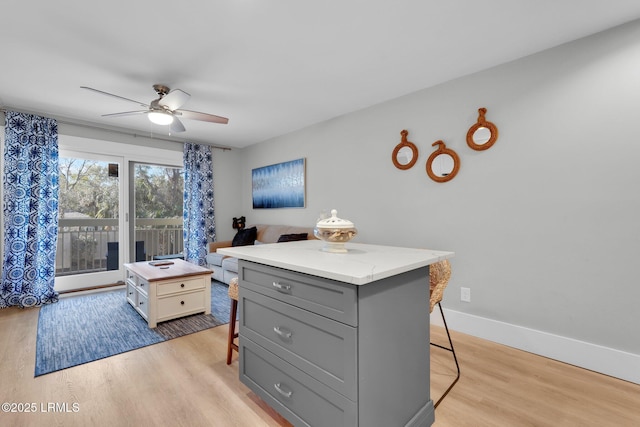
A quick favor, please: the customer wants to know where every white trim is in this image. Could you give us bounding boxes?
[59,134,182,165]
[58,285,126,299]
[431,308,640,385]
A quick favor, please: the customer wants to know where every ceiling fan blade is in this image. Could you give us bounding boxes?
[81,86,148,107]
[176,109,229,124]
[159,89,190,111]
[102,110,149,118]
[170,117,186,133]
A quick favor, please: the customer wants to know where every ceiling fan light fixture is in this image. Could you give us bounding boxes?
[148,111,174,125]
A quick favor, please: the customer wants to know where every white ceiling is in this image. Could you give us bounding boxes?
[2,1,640,149]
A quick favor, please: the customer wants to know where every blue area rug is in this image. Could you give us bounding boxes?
[35,280,231,376]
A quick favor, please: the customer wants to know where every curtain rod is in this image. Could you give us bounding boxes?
[0,108,232,151]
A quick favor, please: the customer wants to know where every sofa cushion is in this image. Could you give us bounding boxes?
[277,233,308,243]
[232,226,257,246]
[205,252,226,267]
[223,269,238,285]
[255,224,317,243]
[222,256,239,273]
[210,265,225,283]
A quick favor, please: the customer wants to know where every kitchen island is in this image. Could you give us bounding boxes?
[219,240,454,427]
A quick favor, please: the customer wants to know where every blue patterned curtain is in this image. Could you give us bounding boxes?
[183,142,216,266]
[1,111,59,308]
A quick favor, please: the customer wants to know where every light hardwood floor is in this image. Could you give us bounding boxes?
[1,305,638,427]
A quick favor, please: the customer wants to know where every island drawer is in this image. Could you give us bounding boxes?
[239,261,357,326]
[156,276,205,296]
[240,338,357,427]
[240,288,357,399]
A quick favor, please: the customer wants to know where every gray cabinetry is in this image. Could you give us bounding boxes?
[238,260,434,427]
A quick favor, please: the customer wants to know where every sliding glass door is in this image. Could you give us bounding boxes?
[131,162,184,261]
[54,151,125,292]
[53,136,184,293]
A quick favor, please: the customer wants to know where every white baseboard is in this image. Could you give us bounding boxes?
[58,284,125,299]
[430,307,640,385]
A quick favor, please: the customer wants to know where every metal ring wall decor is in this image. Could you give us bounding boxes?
[466,107,498,151]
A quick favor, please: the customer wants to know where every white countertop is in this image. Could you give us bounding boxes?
[218,240,454,285]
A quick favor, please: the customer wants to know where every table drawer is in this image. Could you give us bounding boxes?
[126,281,137,305]
[137,277,150,295]
[241,288,356,399]
[240,339,357,427]
[157,276,205,296]
[126,269,138,285]
[157,290,206,321]
[239,261,357,326]
[137,291,149,318]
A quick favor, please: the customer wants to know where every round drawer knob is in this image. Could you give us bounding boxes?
[181,283,185,288]
[180,301,185,305]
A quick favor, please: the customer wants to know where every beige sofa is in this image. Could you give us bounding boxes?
[206,224,317,284]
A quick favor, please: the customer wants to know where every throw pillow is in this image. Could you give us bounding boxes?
[277,233,308,243]
[232,226,257,246]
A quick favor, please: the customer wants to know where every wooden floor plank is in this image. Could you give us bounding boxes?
[1,305,638,426]
[429,326,640,426]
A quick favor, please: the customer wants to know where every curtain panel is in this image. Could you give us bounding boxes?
[183,142,216,266]
[1,111,59,308]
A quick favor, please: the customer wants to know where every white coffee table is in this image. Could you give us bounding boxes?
[124,259,212,328]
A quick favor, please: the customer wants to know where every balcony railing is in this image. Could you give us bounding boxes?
[56,218,183,276]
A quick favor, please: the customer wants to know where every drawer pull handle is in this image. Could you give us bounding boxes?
[273,326,292,339]
[139,301,144,306]
[181,283,185,288]
[274,383,292,398]
[272,281,291,292]
[180,300,185,305]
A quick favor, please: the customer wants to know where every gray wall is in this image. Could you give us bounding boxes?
[236,19,640,358]
[212,148,243,241]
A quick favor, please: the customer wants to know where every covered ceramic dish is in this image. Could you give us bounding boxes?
[314,209,357,253]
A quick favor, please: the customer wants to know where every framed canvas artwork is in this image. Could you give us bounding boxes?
[252,158,306,209]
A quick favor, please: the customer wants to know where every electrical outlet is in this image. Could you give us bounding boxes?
[460,287,471,302]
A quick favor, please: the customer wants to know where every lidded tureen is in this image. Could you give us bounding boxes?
[314,209,357,253]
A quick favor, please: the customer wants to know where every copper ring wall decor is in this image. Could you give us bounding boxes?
[426,140,460,183]
[392,129,419,170]
[466,107,498,151]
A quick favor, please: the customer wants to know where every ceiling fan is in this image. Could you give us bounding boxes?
[81,84,229,133]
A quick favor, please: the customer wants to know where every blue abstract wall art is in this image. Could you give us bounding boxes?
[252,158,306,209]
